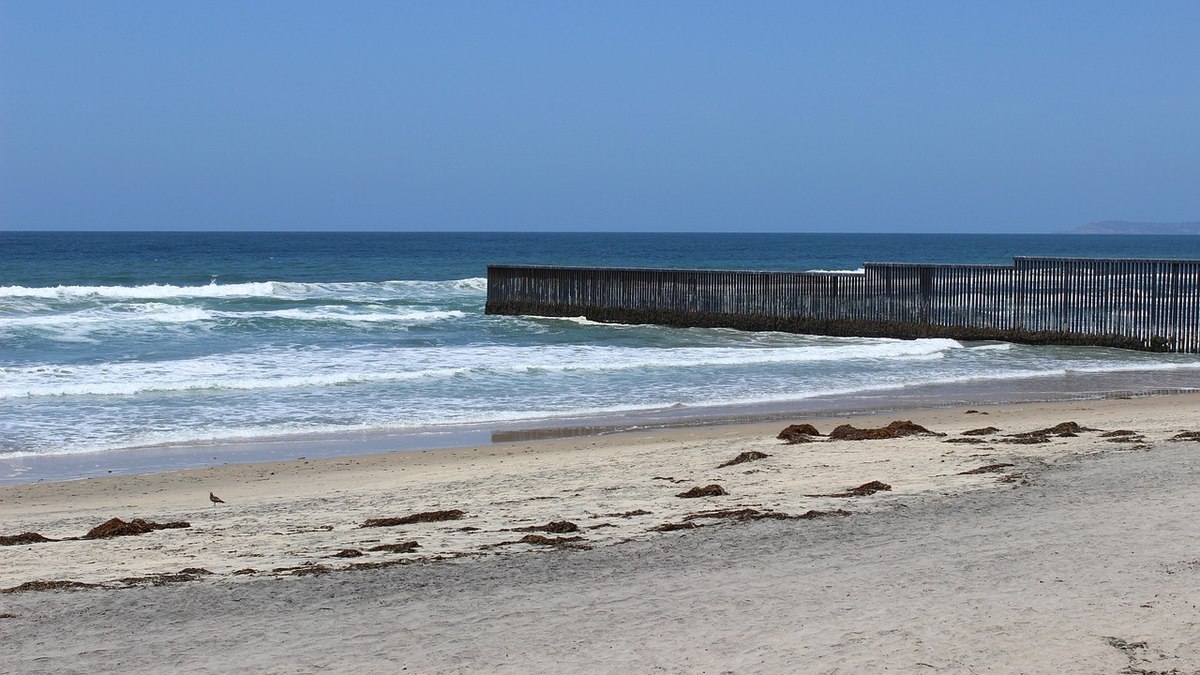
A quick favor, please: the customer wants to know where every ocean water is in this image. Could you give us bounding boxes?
[4,231,1200,480]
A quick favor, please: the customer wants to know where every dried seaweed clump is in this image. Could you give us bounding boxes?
[367,541,420,554]
[1100,429,1146,443]
[654,508,849,531]
[486,534,589,549]
[1009,421,1096,438]
[676,484,728,498]
[684,508,795,522]
[999,435,1051,445]
[0,532,57,546]
[272,563,334,577]
[118,573,204,587]
[1041,421,1097,435]
[717,451,771,468]
[1001,421,1100,444]
[2,580,98,594]
[82,518,190,540]
[597,509,652,519]
[828,421,943,441]
[516,534,585,547]
[362,509,466,528]
[958,463,1015,475]
[1101,430,1138,438]
[777,424,822,444]
[652,522,701,532]
[809,481,892,498]
[347,560,410,572]
[797,509,852,520]
[513,521,579,534]
[836,480,892,497]
[1170,431,1200,442]
[961,426,1001,436]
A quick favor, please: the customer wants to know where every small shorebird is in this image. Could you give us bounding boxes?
[209,491,226,505]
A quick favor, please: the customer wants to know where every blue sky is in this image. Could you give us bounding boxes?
[1,2,1197,232]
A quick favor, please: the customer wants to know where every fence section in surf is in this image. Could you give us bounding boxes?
[485,258,1200,353]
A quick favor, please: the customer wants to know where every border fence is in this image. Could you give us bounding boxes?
[485,258,1200,353]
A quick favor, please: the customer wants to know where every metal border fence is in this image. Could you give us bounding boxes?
[485,258,1200,352]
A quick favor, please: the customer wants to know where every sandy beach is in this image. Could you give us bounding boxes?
[3,394,1200,673]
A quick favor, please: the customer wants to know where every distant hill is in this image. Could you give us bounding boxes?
[1071,220,1200,235]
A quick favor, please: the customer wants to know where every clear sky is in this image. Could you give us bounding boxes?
[1,1,1198,232]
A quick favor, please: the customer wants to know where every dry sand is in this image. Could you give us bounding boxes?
[3,394,1200,673]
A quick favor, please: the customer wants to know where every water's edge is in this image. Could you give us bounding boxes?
[3,366,1193,486]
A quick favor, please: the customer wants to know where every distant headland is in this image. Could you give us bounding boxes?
[1070,220,1200,235]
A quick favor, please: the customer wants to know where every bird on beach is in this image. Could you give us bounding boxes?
[209,491,226,505]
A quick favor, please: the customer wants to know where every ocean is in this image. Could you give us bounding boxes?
[4,231,1200,482]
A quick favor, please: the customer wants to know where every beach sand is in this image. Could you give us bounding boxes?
[3,394,1200,673]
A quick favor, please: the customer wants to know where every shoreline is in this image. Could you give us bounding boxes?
[3,365,1198,486]
[4,392,1200,577]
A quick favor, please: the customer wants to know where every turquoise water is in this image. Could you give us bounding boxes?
[4,231,1200,477]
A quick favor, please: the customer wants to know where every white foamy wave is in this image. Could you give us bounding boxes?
[0,338,961,401]
[232,308,466,324]
[262,278,487,301]
[7,336,1193,404]
[0,304,215,328]
[452,277,488,292]
[1066,360,1200,375]
[531,316,638,328]
[0,277,488,302]
[0,422,395,459]
[2,313,109,328]
[395,339,963,380]
[664,366,1073,411]
[1,305,466,332]
[805,268,866,274]
[510,339,962,373]
[0,367,472,399]
[0,281,278,300]
[144,307,213,323]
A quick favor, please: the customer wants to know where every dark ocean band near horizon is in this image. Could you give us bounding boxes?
[3,231,1200,484]
[11,231,1200,286]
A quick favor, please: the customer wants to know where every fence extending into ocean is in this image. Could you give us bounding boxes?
[485,258,1200,353]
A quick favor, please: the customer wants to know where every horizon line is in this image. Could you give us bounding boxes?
[0,228,1101,235]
